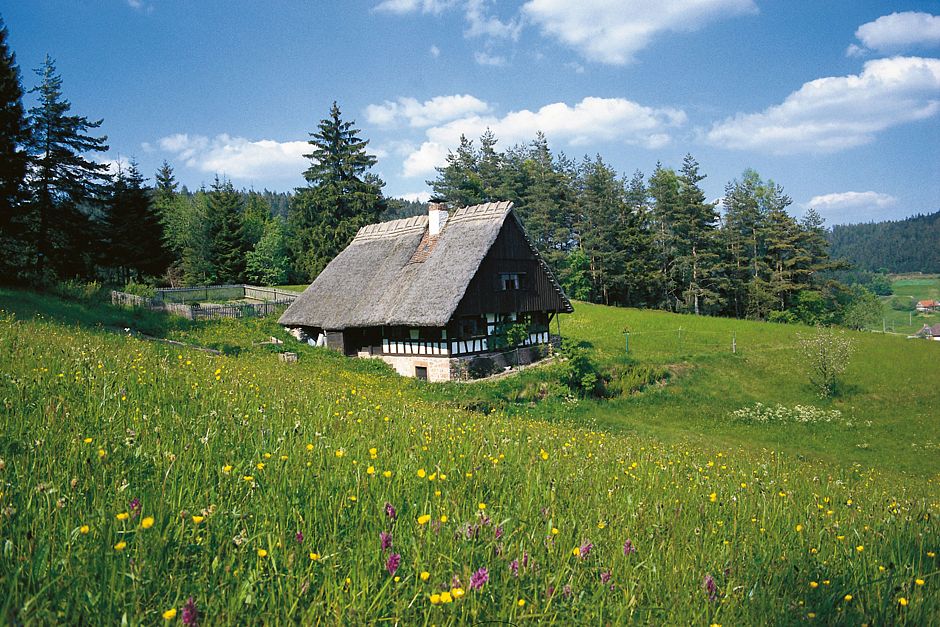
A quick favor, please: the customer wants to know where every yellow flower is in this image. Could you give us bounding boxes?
[309,552,320,561]
[256,462,265,471]
[141,516,155,529]
[844,594,853,602]
[369,447,377,458]
[417,514,431,525]
[367,465,375,475]
[306,443,314,451]
[597,521,606,529]
[334,449,345,458]
[856,545,864,552]
[383,470,392,478]
[915,578,925,586]
[98,449,106,459]
[420,571,430,581]
[540,449,548,460]
[430,593,441,605]
[162,608,177,620]
[478,502,486,510]
[257,548,268,558]
[243,475,254,482]
[280,455,288,461]
[440,591,453,603]
[83,437,92,444]
[551,527,559,535]
[417,468,426,478]
[116,512,129,521]
[795,524,803,532]
[807,612,816,619]
[222,465,232,473]
[809,581,818,588]
[709,492,717,503]
[114,540,127,551]
[79,524,90,534]
[440,515,448,523]
[191,515,204,524]
[928,551,936,558]
[517,598,526,607]
[451,587,465,599]
[899,597,908,606]
[572,547,580,556]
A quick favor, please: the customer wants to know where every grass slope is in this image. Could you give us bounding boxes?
[0,288,937,624]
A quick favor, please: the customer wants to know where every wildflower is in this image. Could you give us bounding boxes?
[114,540,127,551]
[518,598,526,607]
[572,547,581,557]
[430,593,441,605]
[810,581,818,588]
[478,502,487,510]
[141,516,155,529]
[242,475,254,482]
[369,447,377,458]
[495,526,503,539]
[600,569,612,584]
[807,612,816,619]
[309,552,320,561]
[417,514,431,525]
[83,437,92,444]
[795,524,803,532]
[915,578,925,586]
[417,468,426,478]
[295,531,303,544]
[383,470,392,478]
[256,462,265,471]
[334,449,344,458]
[899,597,908,606]
[181,597,198,626]
[366,466,375,475]
[703,573,718,601]
[709,492,717,503]
[579,540,593,559]
[551,527,559,535]
[451,587,465,599]
[129,497,141,518]
[623,539,636,555]
[116,512,129,521]
[384,502,397,520]
[306,443,314,451]
[386,553,401,576]
[420,571,430,581]
[222,465,232,473]
[380,531,393,551]
[162,608,177,620]
[440,515,448,523]
[470,567,489,590]
[844,594,852,602]
[257,548,268,558]
[540,449,548,460]
[440,591,453,603]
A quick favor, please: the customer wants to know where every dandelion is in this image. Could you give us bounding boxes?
[181,597,198,626]
[162,608,177,620]
[367,465,375,475]
[420,571,430,581]
[470,567,489,590]
[623,538,636,555]
[551,527,559,535]
[382,470,392,478]
[899,597,908,606]
[440,515,448,523]
[795,524,803,532]
[709,492,717,503]
[222,465,232,473]
[478,502,487,510]
[386,553,401,576]
[915,578,925,586]
[417,514,431,525]
[384,502,397,520]
[257,548,268,558]
[517,598,526,607]
[334,449,344,458]
[114,540,127,551]
[844,594,852,602]
[141,516,155,529]
[79,525,89,534]
[309,552,320,561]
[116,512,129,521]
[380,531,393,551]
[306,443,314,451]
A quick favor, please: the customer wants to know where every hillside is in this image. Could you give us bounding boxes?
[828,210,940,273]
[0,288,936,624]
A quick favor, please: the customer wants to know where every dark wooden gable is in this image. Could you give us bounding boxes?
[453,216,570,317]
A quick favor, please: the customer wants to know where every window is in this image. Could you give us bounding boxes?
[409,328,419,340]
[498,272,524,291]
[415,366,428,380]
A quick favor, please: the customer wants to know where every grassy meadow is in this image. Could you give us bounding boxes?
[878,275,940,335]
[0,287,937,624]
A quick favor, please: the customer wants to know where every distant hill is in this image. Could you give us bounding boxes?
[828,210,940,273]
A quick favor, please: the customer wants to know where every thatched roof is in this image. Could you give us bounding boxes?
[279,201,571,329]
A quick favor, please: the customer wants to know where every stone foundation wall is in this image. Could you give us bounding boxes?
[377,355,454,382]
[375,344,550,382]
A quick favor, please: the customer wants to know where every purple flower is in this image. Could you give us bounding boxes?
[470,567,489,590]
[600,569,612,584]
[451,574,463,589]
[294,531,304,544]
[703,573,718,602]
[129,497,141,519]
[380,531,393,552]
[494,526,503,539]
[579,541,593,559]
[522,551,529,568]
[384,502,397,520]
[509,559,519,577]
[623,539,636,556]
[386,553,401,576]
[181,597,199,626]
[562,584,572,598]
[547,585,555,597]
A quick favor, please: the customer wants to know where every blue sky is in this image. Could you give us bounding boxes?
[4,1,939,224]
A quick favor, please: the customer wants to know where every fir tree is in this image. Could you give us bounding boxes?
[288,102,385,280]
[0,17,30,282]
[101,161,167,282]
[207,176,247,284]
[25,55,109,279]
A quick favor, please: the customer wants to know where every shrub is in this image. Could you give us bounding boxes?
[890,296,914,311]
[51,279,102,301]
[559,340,603,397]
[122,280,155,298]
[609,363,670,396]
[467,356,497,379]
[796,326,855,398]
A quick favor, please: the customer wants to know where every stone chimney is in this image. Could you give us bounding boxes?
[428,200,448,236]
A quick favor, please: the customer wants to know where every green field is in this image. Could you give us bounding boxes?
[877,275,940,335]
[0,288,937,624]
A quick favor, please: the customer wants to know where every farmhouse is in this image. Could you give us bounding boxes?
[914,323,940,341]
[916,299,939,312]
[279,201,573,381]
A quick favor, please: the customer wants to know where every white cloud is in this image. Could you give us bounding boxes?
[522,0,756,64]
[396,95,687,177]
[464,0,522,40]
[852,12,940,54]
[474,51,506,66]
[365,94,490,128]
[429,44,441,58]
[373,0,455,14]
[807,191,897,211]
[157,133,309,180]
[704,56,940,153]
[99,155,133,176]
[399,191,432,202]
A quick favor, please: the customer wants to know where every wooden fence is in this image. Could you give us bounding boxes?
[111,284,298,321]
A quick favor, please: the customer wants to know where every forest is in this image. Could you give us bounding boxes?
[0,20,890,328]
[828,210,940,274]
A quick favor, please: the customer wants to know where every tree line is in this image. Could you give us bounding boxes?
[827,211,940,274]
[0,16,880,328]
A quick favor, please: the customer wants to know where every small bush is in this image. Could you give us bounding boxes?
[890,296,914,311]
[51,279,102,301]
[467,356,497,379]
[609,363,670,396]
[122,280,156,298]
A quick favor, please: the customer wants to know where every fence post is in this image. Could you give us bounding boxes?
[732,331,736,354]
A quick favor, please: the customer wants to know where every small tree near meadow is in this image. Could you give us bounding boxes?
[796,326,855,398]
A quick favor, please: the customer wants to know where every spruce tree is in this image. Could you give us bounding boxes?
[675,154,723,315]
[429,134,484,206]
[102,161,167,282]
[26,55,109,279]
[207,176,248,284]
[0,17,30,282]
[288,102,385,280]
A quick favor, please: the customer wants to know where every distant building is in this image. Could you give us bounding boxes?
[279,201,573,381]
[914,323,940,341]
[915,299,939,312]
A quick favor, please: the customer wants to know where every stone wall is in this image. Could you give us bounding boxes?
[377,354,454,382]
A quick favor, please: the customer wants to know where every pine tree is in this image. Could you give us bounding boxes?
[101,161,167,282]
[181,190,214,285]
[673,154,723,315]
[26,55,109,279]
[648,163,681,310]
[577,155,627,304]
[207,176,248,284]
[288,102,385,280]
[0,17,30,282]
[429,134,484,206]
